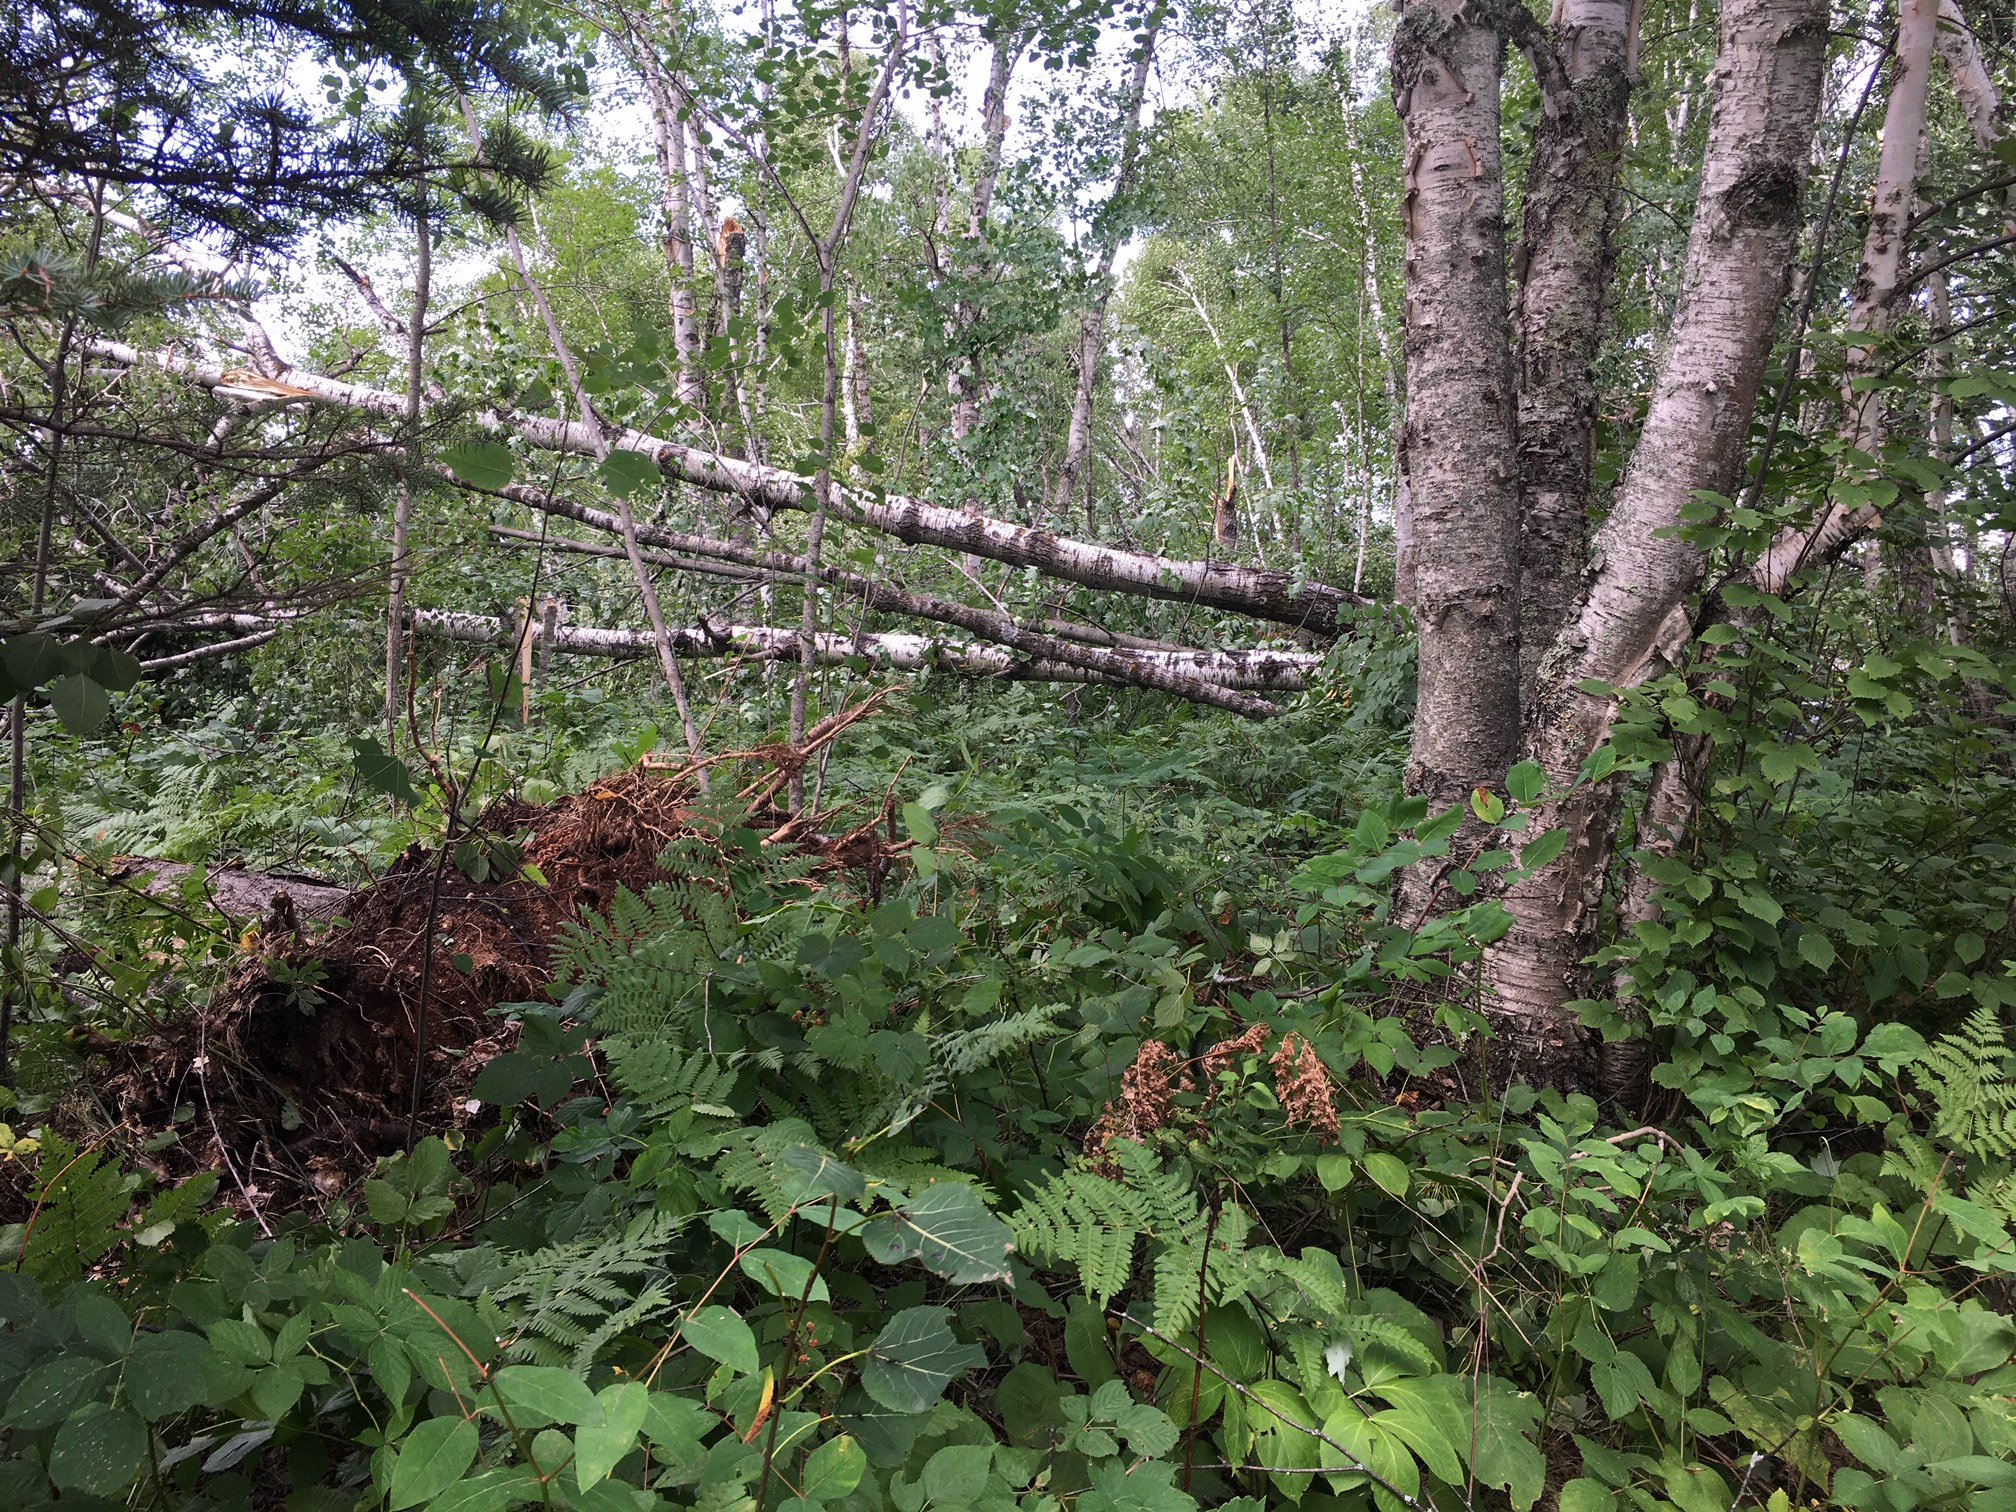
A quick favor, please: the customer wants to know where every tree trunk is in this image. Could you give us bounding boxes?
[482,522,1319,698]
[1484,0,1829,1078]
[1051,21,1160,521]
[1391,0,1524,911]
[90,340,1367,636]
[1935,0,2009,160]
[1510,0,1636,694]
[1753,0,1937,593]
[949,32,1024,443]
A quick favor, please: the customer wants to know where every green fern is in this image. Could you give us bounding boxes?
[17,1136,141,1286]
[492,1214,682,1369]
[865,1002,1072,1144]
[551,833,822,1038]
[713,1119,826,1222]
[1013,1139,1210,1310]
[605,1036,742,1129]
[1911,1006,2016,1158]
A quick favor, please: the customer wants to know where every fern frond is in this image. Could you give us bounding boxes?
[1911,1006,2016,1159]
[492,1214,681,1367]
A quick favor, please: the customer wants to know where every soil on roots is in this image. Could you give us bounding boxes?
[99,761,900,1215]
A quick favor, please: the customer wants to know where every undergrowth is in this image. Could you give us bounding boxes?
[3,612,2016,1511]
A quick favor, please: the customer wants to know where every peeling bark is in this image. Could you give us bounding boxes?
[1485,0,1829,1077]
[1391,0,1524,908]
[1935,0,2009,158]
[1509,0,1635,694]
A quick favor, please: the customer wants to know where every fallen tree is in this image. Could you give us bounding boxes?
[477,521,1321,703]
[142,608,1316,714]
[89,339,1367,638]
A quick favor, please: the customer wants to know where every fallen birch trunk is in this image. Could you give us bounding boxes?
[89,340,1365,638]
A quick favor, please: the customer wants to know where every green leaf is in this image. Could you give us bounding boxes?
[924,1443,994,1503]
[5,1356,106,1430]
[1735,887,1784,926]
[442,440,515,490]
[1469,787,1506,824]
[803,1434,867,1500]
[1759,744,1800,784]
[1559,1479,1618,1512]
[860,1306,985,1413]
[778,1143,867,1203]
[0,632,64,696]
[425,1467,542,1512]
[860,1182,1013,1283]
[576,1381,650,1490]
[1247,1378,1319,1504]
[902,801,939,845]
[1831,1413,1898,1472]
[1797,931,1836,971]
[46,672,109,734]
[640,1392,706,1463]
[1506,761,1544,803]
[388,1416,479,1509]
[1467,1377,1545,1510]
[1114,1398,1180,1458]
[681,1305,761,1376]
[1367,1376,1469,1484]
[1082,1456,1199,1512]
[1315,1154,1354,1193]
[126,1329,213,1420]
[492,1365,602,1427]
[1361,1152,1410,1199]
[86,644,143,692]
[349,735,420,805]
[1519,827,1568,871]
[48,1403,146,1494]
[596,448,662,499]
[738,1247,830,1303]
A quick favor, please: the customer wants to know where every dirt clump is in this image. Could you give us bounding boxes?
[99,730,902,1214]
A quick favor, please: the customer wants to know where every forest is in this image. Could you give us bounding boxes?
[3,0,2016,1506]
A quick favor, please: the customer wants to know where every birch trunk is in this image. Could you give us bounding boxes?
[1484,0,1829,1076]
[1753,0,1937,592]
[948,33,1024,443]
[620,17,706,408]
[1051,22,1160,521]
[168,609,1305,709]
[384,211,428,747]
[90,341,1367,636]
[1511,0,1636,693]
[1935,0,2008,159]
[1391,0,1523,910]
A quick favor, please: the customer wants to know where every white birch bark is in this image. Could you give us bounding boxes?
[1390,0,1524,908]
[1484,0,1830,1074]
[89,341,1367,635]
[1753,0,1938,592]
[1935,0,2007,157]
[1510,0,1636,692]
[157,609,1309,708]
[1168,264,1276,493]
